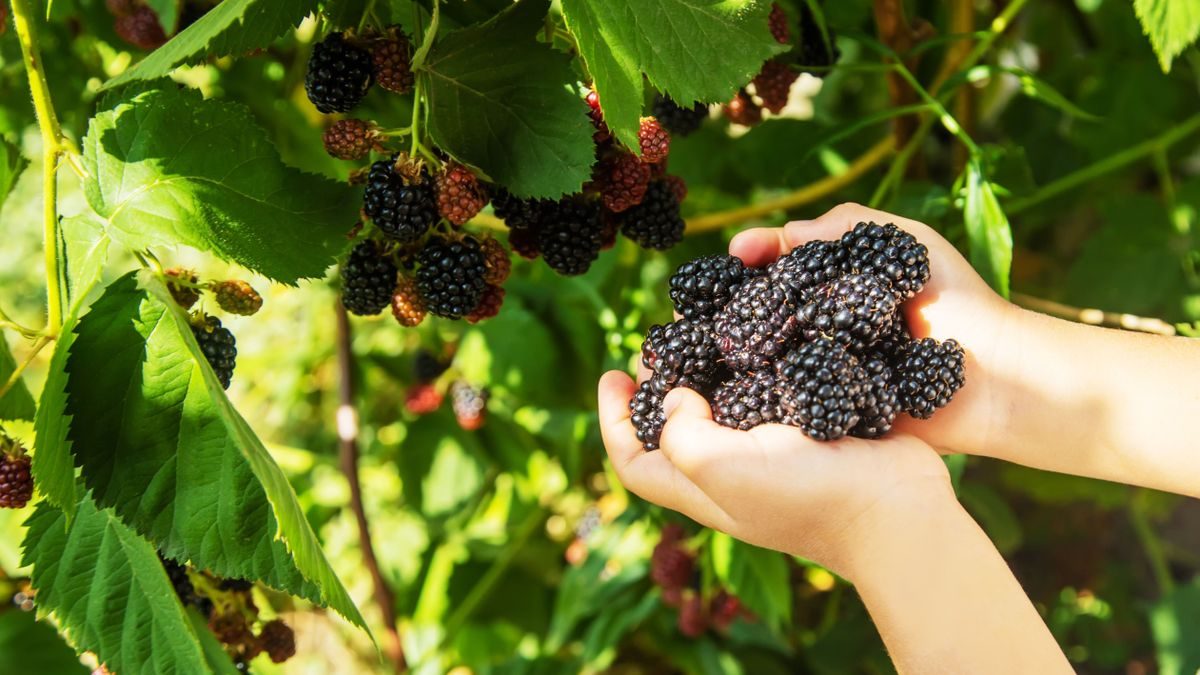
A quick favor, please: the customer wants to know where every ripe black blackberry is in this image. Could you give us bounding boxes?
[258,620,296,663]
[416,236,488,319]
[342,241,398,316]
[536,197,605,276]
[711,370,783,431]
[893,338,965,419]
[795,4,840,75]
[669,254,751,320]
[0,448,32,509]
[190,314,237,389]
[775,338,865,441]
[841,222,930,300]
[652,95,708,137]
[159,555,213,617]
[851,356,899,438]
[618,179,684,250]
[413,350,448,383]
[304,32,373,114]
[798,273,899,353]
[629,378,667,450]
[713,276,800,372]
[492,189,545,231]
[768,239,848,297]
[364,157,438,242]
[641,319,723,392]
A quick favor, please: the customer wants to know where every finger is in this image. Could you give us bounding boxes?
[656,387,755,490]
[728,227,792,266]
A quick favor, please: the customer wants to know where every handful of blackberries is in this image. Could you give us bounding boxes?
[631,222,966,449]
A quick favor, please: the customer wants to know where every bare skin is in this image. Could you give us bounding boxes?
[599,202,1200,673]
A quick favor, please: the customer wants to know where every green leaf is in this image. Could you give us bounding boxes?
[962,161,1013,298]
[60,214,111,310]
[710,532,791,632]
[581,592,658,669]
[145,0,180,34]
[64,271,369,633]
[560,0,784,150]
[1133,0,1200,73]
[21,496,236,675]
[102,0,319,89]
[0,609,88,675]
[82,87,354,283]
[0,336,35,422]
[0,138,27,214]
[1150,579,1200,675]
[419,0,595,198]
[959,66,1099,121]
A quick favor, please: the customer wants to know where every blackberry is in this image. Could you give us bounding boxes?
[115,6,167,50]
[641,319,723,392]
[768,239,848,297]
[218,578,254,593]
[537,197,604,276]
[652,95,708,137]
[210,612,255,648]
[165,268,200,309]
[507,226,540,260]
[492,189,545,231]
[629,378,667,451]
[479,236,512,284]
[390,273,426,327]
[190,314,237,389]
[678,592,708,638]
[710,590,743,631]
[711,370,784,431]
[768,2,790,44]
[323,119,377,160]
[618,179,684,250]
[598,151,651,213]
[752,59,798,114]
[669,254,750,320]
[723,89,763,126]
[258,620,296,663]
[638,117,671,164]
[405,383,443,414]
[873,321,912,357]
[851,356,899,438]
[0,449,32,509]
[436,163,488,225]
[712,276,800,372]
[651,530,694,592]
[893,338,965,419]
[413,350,448,382]
[585,89,610,143]
[363,157,437,242]
[304,32,373,113]
[416,236,488,319]
[451,381,488,431]
[775,338,865,441]
[796,4,840,75]
[840,222,931,300]
[466,284,505,324]
[371,30,414,94]
[341,241,397,316]
[212,280,263,316]
[798,273,899,353]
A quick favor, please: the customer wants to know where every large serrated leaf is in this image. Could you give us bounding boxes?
[420,0,595,198]
[21,496,237,675]
[63,271,369,634]
[0,606,88,675]
[82,87,354,284]
[710,532,791,632]
[103,0,319,89]
[0,138,27,214]
[963,161,1013,298]
[1133,0,1200,73]
[0,335,36,422]
[560,0,785,150]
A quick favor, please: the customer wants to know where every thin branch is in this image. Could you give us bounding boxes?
[334,302,406,672]
[1011,292,1176,336]
[0,336,51,400]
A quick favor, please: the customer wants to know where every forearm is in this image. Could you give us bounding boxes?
[847,496,1071,675]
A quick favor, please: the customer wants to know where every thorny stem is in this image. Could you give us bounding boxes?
[10,0,68,336]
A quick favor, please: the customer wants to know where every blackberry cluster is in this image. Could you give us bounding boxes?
[630,222,964,448]
[160,556,213,618]
[0,441,32,510]
[363,156,438,242]
[304,32,373,114]
[652,95,708,137]
[190,314,237,389]
[537,198,605,276]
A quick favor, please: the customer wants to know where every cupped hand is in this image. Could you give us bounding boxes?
[598,370,958,581]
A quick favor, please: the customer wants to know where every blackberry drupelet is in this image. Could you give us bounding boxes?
[641,319,723,392]
[638,117,672,163]
[629,378,667,450]
[768,239,848,297]
[258,620,296,663]
[713,276,800,371]
[851,356,899,438]
[191,314,237,389]
[669,254,751,320]
[618,179,685,250]
[652,95,708,137]
[798,273,899,353]
[0,450,32,509]
[304,32,373,114]
[416,236,488,319]
[775,337,865,441]
[363,157,437,242]
[537,197,604,276]
[841,221,931,299]
[711,370,784,430]
[341,241,398,316]
[893,338,965,419]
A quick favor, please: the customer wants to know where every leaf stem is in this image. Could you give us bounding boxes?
[0,305,43,339]
[409,0,439,72]
[10,0,67,337]
[0,335,51,400]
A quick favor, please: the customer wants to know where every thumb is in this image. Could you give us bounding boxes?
[658,386,746,483]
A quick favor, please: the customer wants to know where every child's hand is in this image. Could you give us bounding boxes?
[598,370,957,581]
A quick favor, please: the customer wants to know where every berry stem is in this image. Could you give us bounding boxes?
[10,0,67,337]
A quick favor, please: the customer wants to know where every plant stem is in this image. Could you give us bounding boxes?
[10,0,67,336]
[334,302,406,672]
[1129,490,1175,597]
[0,336,51,400]
[1010,292,1176,335]
[409,0,439,72]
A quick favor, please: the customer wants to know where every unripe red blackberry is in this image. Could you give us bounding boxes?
[584,89,610,143]
[598,151,651,213]
[364,155,438,243]
[115,6,167,50]
[212,280,263,316]
[669,254,751,320]
[405,383,443,414]
[416,235,488,319]
[342,240,398,316]
[537,197,604,276]
[713,276,800,371]
[664,174,688,203]
[723,89,763,126]
[651,534,694,593]
[893,338,965,419]
[209,612,255,648]
[371,29,414,94]
[775,337,865,441]
[507,226,540,260]
[258,620,296,663]
[768,2,791,44]
[0,446,32,509]
[710,590,743,631]
[466,284,505,324]
[436,163,489,225]
[638,117,671,164]
[304,32,373,114]
[752,59,798,114]
[190,314,237,389]
[106,0,136,16]
[323,119,377,160]
[479,236,512,284]
[628,377,667,450]
[164,268,200,309]
[390,273,426,327]
[618,179,684,251]
[678,592,708,638]
[451,381,488,431]
[652,95,708,137]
